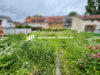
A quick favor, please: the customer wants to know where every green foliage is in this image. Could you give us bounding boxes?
[41,28,69,31]
[68,11,78,16]
[20,39,56,74]
[33,14,42,17]
[16,25,32,28]
[86,0,100,15]
[76,44,100,74]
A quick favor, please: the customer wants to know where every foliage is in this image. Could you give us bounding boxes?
[0,33,56,75]
[68,11,78,16]
[16,25,32,28]
[33,14,42,17]
[41,28,69,31]
[76,44,100,74]
[86,0,100,15]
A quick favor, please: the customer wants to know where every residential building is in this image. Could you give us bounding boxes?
[63,16,72,28]
[48,16,64,28]
[0,16,14,37]
[24,16,64,28]
[24,16,48,28]
[72,15,100,33]
[0,16,14,28]
[13,21,24,27]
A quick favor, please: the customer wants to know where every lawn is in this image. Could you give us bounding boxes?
[0,29,100,75]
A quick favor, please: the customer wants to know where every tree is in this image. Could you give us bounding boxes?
[33,14,42,17]
[68,11,78,16]
[86,0,100,15]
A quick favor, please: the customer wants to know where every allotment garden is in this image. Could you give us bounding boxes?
[0,28,100,75]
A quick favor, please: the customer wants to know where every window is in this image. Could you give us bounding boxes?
[32,20,35,23]
[38,19,44,22]
[0,20,2,26]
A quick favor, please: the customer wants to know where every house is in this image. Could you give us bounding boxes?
[0,16,14,28]
[72,15,100,33]
[24,16,49,28]
[0,16,14,37]
[48,16,64,28]
[24,16,64,28]
[13,21,24,27]
[63,16,72,28]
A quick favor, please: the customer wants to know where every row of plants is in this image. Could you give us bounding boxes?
[16,25,32,28]
[34,29,77,37]
[0,33,57,75]
[41,28,71,31]
[55,31,100,75]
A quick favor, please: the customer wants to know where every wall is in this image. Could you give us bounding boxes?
[49,23,64,28]
[3,28,32,35]
[83,20,100,30]
[25,23,49,28]
[72,17,100,33]
[72,17,84,33]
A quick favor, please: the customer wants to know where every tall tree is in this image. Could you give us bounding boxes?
[86,0,100,15]
[68,11,78,16]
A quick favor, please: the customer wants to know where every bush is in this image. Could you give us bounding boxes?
[41,28,70,31]
[16,25,32,28]
[75,44,100,74]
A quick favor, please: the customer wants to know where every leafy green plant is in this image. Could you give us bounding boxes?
[76,44,100,74]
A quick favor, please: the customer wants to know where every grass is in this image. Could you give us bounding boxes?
[0,34,57,75]
[0,29,98,75]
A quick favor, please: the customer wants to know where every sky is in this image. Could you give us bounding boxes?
[0,0,87,22]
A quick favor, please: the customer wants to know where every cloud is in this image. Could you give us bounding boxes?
[0,0,87,22]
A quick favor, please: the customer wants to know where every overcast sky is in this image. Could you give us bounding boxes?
[0,0,87,22]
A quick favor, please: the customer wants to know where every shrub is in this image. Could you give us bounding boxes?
[76,44,100,74]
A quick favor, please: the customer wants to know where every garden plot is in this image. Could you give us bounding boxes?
[1,29,98,75]
[0,34,57,75]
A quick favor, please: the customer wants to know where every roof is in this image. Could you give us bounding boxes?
[77,15,100,20]
[24,16,64,23]
[0,15,13,22]
[13,21,24,26]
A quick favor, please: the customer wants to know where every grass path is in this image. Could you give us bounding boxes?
[56,51,62,75]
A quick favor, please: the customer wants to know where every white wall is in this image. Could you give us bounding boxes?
[72,17,100,33]
[25,23,49,28]
[3,28,32,35]
[83,20,100,30]
[72,17,84,32]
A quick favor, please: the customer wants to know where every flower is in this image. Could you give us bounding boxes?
[97,53,100,57]
[80,64,82,66]
[92,54,96,58]
[78,58,82,61]
[76,62,78,64]
[85,52,88,55]
[98,44,100,46]
[88,46,92,49]
[93,47,97,50]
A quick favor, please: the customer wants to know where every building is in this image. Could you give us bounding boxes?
[0,16,14,28]
[47,16,64,28]
[0,16,14,37]
[72,15,100,33]
[63,16,72,28]
[24,16,49,28]
[24,16,64,28]
[13,21,24,27]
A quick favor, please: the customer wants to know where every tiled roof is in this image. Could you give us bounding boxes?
[24,16,64,23]
[77,15,100,20]
[13,21,24,26]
